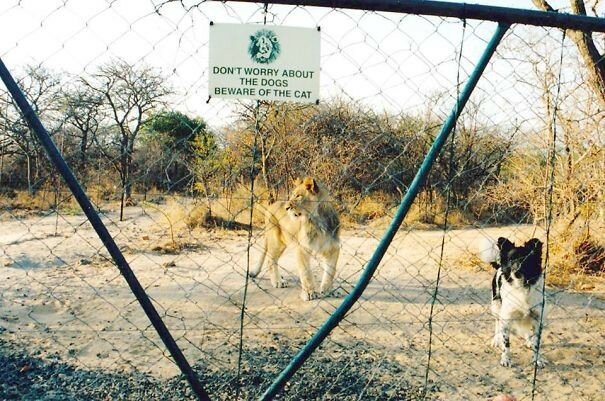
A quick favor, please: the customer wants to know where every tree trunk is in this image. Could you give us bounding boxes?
[0,144,4,188]
[26,153,32,195]
[568,0,605,109]
[125,138,134,200]
[80,131,89,186]
[532,0,605,110]
[119,137,129,221]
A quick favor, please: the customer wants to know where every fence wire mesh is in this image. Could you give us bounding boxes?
[0,1,604,400]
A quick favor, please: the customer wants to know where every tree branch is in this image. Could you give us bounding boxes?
[532,0,557,11]
[533,0,605,110]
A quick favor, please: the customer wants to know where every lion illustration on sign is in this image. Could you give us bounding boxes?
[248,29,281,64]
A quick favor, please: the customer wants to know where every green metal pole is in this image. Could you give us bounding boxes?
[260,22,511,401]
[0,58,212,401]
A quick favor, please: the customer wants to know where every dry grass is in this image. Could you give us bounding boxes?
[87,182,118,203]
[184,203,211,229]
[15,190,56,210]
[448,216,605,291]
[345,193,391,225]
[548,214,604,289]
[4,180,602,292]
[450,252,491,274]
[210,183,274,228]
[403,191,472,229]
[153,187,264,240]
[0,189,80,215]
[340,190,479,231]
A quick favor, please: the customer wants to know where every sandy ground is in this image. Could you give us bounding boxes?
[1,205,604,400]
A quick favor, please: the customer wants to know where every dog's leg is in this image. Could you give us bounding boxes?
[296,248,318,301]
[529,312,546,367]
[319,244,340,297]
[492,319,503,348]
[528,333,546,368]
[499,318,512,367]
[491,300,503,348]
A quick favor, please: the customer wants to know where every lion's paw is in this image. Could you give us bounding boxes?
[301,290,319,301]
[271,277,288,288]
[320,286,346,298]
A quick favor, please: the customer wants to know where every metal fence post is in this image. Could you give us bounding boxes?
[260,22,511,400]
[0,58,212,401]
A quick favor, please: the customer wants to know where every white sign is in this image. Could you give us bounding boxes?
[209,23,320,103]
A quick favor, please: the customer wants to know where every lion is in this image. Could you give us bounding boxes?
[249,177,340,301]
[248,29,280,64]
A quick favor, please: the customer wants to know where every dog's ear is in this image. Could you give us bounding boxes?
[524,238,543,255]
[302,176,319,194]
[496,237,514,253]
[496,237,514,268]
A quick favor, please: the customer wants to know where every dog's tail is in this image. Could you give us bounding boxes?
[479,237,500,269]
[249,236,267,278]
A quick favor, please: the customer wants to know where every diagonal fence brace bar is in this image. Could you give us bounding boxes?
[260,22,511,401]
[0,58,211,401]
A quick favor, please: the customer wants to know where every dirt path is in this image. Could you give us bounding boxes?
[1,207,604,400]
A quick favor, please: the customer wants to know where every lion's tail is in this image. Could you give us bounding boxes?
[249,236,266,278]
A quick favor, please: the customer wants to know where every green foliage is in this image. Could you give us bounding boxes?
[191,130,225,194]
[143,110,208,149]
[140,110,217,192]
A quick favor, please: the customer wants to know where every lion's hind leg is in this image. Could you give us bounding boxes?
[296,247,318,301]
[319,244,340,297]
[266,231,287,288]
[249,236,267,278]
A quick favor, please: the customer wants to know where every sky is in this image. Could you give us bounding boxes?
[0,0,596,129]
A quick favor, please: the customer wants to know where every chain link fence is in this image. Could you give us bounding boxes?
[1,0,604,400]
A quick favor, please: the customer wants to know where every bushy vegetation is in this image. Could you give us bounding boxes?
[1,58,603,285]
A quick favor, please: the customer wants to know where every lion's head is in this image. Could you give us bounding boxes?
[285,177,329,220]
[248,29,280,64]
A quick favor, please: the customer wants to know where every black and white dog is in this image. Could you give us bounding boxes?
[481,237,546,367]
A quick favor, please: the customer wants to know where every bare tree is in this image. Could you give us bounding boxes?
[61,81,105,186]
[0,65,63,193]
[81,60,170,220]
